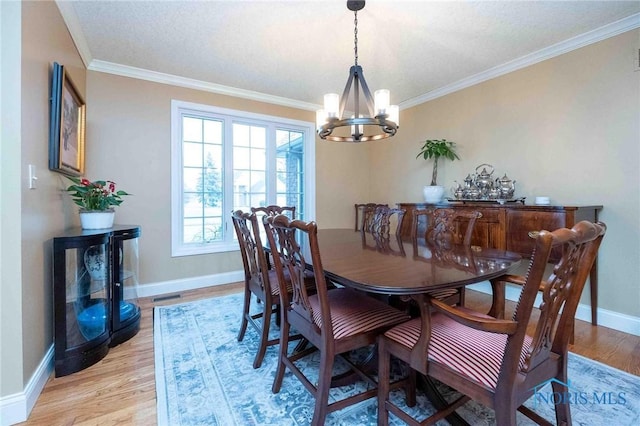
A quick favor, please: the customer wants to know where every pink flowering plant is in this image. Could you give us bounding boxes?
[66,177,130,211]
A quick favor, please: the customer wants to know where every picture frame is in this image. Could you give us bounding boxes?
[49,62,86,176]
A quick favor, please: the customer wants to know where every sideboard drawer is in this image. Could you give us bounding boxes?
[506,210,566,259]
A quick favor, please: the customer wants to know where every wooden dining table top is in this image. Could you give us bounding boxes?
[314,229,522,296]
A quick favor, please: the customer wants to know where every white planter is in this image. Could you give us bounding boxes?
[423,185,445,204]
[79,210,115,230]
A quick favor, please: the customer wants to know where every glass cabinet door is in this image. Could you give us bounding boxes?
[73,243,110,343]
[111,226,141,344]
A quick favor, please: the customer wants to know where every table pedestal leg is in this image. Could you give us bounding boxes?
[417,374,470,426]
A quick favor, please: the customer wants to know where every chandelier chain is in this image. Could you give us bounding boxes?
[354,10,358,66]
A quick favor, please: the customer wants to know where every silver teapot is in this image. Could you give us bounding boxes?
[463,174,474,189]
[496,173,516,199]
[464,183,481,199]
[487,187,501,199]
[474,164,495,192]
[451,182,465,199]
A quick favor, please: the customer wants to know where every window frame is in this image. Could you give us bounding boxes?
[171,99,315,256]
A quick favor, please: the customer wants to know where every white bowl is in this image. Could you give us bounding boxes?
[535,196,550,205]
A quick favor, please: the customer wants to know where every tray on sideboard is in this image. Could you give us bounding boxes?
[446,197,526,205]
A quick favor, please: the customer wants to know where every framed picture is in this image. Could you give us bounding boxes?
[49,62,86,176]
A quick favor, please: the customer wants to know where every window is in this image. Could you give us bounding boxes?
[171,100,315,256]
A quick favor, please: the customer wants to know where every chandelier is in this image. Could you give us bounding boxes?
[316,1,399,142]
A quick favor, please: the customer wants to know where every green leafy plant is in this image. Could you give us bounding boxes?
[416,139,460,186]
[66,176,130,211]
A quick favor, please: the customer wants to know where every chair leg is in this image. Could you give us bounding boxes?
[406,369,416,407]
[311,347,335,426]
[553,362,572,426]
[494,403,518,426]
[271,319,290,394]
[237,287,251,342]
[253,302,272,369]
[377,340,391,426]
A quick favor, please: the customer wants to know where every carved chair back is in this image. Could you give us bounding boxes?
[355,203,389,231]
[251,204,296,220]
[231,210,271,298]
[412,208,482,248]
[365,206,406,236]
[513,221,606,372]
[263,215,329,336]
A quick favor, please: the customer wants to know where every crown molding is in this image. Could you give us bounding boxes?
[400,13,640,109]
[87,60,321,111]
[55,0,92,67]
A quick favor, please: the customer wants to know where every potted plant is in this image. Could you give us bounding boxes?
[416,139,460,203]
[66,177,130,229]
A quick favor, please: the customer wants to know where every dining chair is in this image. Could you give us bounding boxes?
[366,206,406,235]
[377,220,606,426]
[355,203,389,231]
[412,208,482,305]
[231,209,307,369]
[264,214,411,426]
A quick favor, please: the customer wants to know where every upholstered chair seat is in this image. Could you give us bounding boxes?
[308,288,411,340]
[383,313,532,391]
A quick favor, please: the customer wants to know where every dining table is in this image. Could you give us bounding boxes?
[311,228,523,425]
[315,228,521,296]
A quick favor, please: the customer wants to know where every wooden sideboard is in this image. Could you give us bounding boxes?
[397,202,603,325]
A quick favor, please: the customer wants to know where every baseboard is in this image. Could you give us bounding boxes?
[467,282,640,337]
[0,345,53,426]
[136,270,244,298]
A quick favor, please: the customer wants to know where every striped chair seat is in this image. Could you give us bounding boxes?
[384,312,532,390]
[309,288,410,340]
[267,269,315,296]
[426,288,459,300]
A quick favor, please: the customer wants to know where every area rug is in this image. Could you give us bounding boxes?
[154,293,640,425]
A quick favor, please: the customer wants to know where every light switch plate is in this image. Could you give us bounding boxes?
[28,164,38,189]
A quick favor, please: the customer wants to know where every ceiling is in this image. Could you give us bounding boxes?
[58,1,640,111]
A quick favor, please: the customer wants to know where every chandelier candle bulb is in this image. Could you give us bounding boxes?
[374,89,390,115]
[323,93,340,118]
[350,114,363,138]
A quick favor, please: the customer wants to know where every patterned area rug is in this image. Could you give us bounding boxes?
[154,293,640,425]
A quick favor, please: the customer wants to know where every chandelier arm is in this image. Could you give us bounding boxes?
[354,66,376,117]
[339,67,356,119]
[353,70,361,139]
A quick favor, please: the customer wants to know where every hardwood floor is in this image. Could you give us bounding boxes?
[19,285,639,425]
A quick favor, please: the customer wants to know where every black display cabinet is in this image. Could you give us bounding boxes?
[52,225,141,376]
